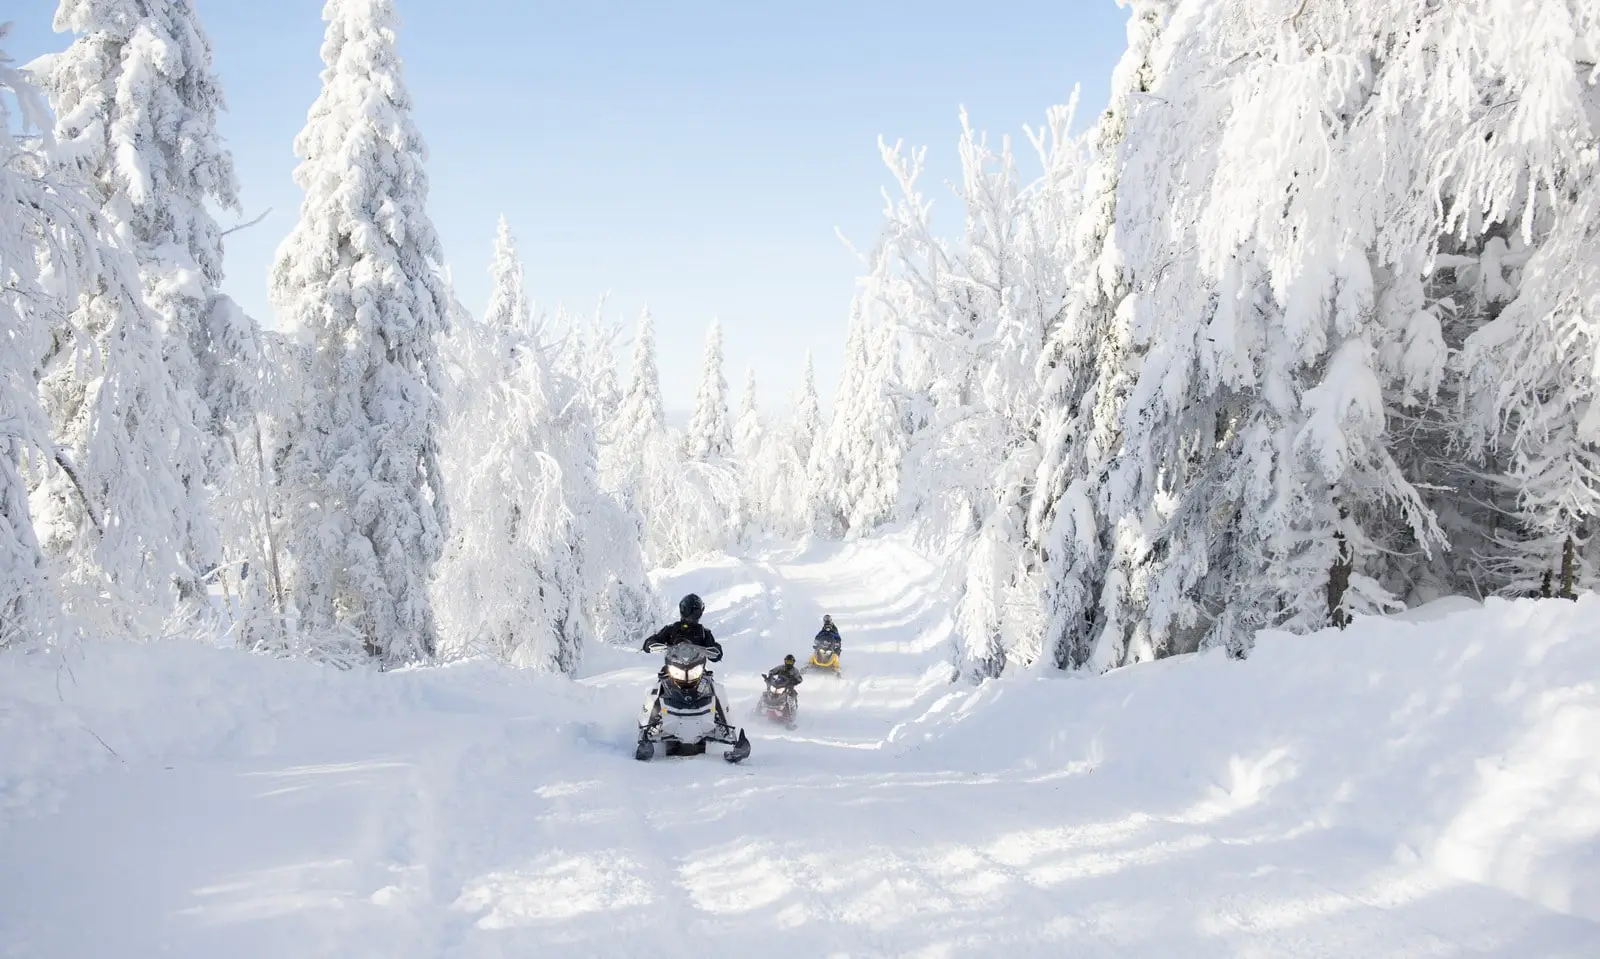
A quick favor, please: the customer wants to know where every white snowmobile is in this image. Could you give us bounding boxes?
[636,641,751,763]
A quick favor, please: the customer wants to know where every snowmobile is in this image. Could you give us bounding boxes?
[806,635,842,675]
[636,641,751,763]
[758,672,799,729]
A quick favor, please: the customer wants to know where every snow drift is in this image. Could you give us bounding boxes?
[2,537,1598,956]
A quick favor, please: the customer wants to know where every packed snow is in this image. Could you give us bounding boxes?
[3,534,1598,957]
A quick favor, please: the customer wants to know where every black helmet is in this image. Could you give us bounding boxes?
[784,654,796,665]
[822,615,834,627]
[679,594,705,622]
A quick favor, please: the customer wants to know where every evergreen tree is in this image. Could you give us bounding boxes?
[0,30,80,644]
[794,351,822,466]
[435,221,595,670]
[37,0,258,607]
[1027,0,1175,670]
[270,0,451,665]
[685,319,732,461]
[813,268,906,539]
[485,215,531,336]
[733,367,765,534]
[600,307,736,565]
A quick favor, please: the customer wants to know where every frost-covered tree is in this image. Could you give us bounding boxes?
[549,331,658,645]
[434,221,589,670]
[685,319,732,462]
[582,314,624,434]
[812,268,906,539]
[599,308,737,565]
[794,351,822,466]
[485,215,530,336]
[0,31,81,643]
[1062,0,1600,666]
[732,367,765,533]
[1011,0,1177,673]
[610,308,666,460]
[270,0,451,666]
[35,0,259,607]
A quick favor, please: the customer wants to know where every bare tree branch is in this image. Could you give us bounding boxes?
[220,207,272,237]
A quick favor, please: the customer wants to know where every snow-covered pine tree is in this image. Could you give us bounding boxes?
[582,313,624,435]
[685,319,732,462]
[733,367,766,535]
[949,102,1088,677]
[1025,0,1175,671]
[436,295,582,669]
[485,215,531,337]
[810,299,870,537]
[36,0,259,609]
[812,259,907,540]
[609,307,667,464]
[794,351,822,467]
[270,0,451,666]
[1080,0,1600,664]
[434,219,591,670]
[0,30,82,644]
[548,327,659,647]
[1456,7,1600,599]
[602,308,739,564]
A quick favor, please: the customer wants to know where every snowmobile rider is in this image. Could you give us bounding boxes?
[643,594,723,664]
[815,614,841,647]
[765,654,804,701]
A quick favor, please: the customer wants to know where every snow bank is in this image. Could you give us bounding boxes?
[921,595,1600,924]
[2,552,1597,956]
[0,641,588,825]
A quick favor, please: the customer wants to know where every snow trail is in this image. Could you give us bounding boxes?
[3,534,1600,957]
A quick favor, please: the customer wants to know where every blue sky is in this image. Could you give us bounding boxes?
[10,1,1130,413]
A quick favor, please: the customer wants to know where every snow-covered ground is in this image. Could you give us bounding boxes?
[3,534,1599,957]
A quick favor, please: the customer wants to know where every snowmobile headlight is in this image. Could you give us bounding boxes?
[667,664,688,682]
[685,663,705,682]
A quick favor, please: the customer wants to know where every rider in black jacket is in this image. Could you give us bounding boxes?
[643,594,723,661]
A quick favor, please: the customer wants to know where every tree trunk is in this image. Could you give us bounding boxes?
[1560,535,1578,600]
[1327,530,1352,628]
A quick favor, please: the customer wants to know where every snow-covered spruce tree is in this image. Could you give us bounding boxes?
[794,351,822,466]
[732,367,766,535]
[484,215,531,337]
[544,316,659,647]
[1087,0,1600,663]
[434,220,590,671]
[685,319,732,462]
[748,351,822,537]
[811,258,907,540]
[950,104,1088,676]
[0,30,88,644]
[581,313,624,436]
[222,328,303,654]
[269,0,450,666]
[1458,30,1600,599]
[599,308,736,565]
[809,299,869,537]
[608,307,667,465]
[857,102,1088,676]
[36,0,260,609]
[1021,0,1176,671]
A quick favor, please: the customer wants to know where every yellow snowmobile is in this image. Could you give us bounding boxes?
[806,634,842,674]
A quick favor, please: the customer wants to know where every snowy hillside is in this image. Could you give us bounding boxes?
[3,534,1598,957]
